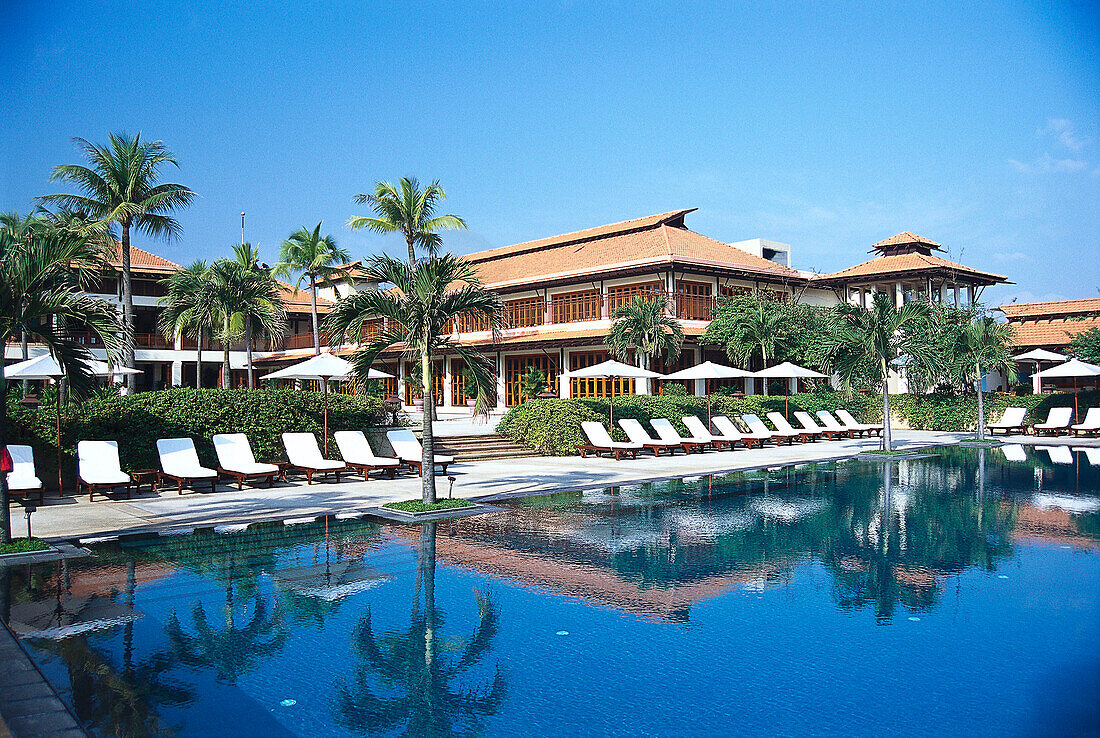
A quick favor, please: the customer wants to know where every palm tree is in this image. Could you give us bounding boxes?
[232,243,284,388]
[347,178,467,265]
[158,260,215,389]
[825,292,938,451]
[324,254,502,503]
[607,296,684,393]
[722,298,785,369]
[0,213,125,542]
[207,258,287,389]
[274,223,351,355]
[39,132,195,385]
[951,314,1017,439]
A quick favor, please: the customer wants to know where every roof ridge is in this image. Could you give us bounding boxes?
[464,209,697,263]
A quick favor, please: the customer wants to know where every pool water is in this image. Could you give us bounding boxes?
[3,446,1098,736]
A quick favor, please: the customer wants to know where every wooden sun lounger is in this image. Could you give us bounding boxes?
[577,422,641,460]
[650,418,709,453]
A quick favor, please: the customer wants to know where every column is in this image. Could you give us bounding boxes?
[558,350,571,399]
[495,354,507,410]
[745,377,755,395]
[441,358,453,408]
[953,286,961,306]
[171,361,183,387]
[966,285,975,305]
[895,283,904,307]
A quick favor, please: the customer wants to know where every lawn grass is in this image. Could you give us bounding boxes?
[383,498,477,514]
[0,538,51,556]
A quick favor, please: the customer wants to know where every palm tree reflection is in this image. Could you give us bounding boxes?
[333,522,507,736]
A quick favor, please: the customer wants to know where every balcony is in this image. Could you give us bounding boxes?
[134,332,171,349]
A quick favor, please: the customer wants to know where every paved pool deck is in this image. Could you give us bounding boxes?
[17,430,1099,542]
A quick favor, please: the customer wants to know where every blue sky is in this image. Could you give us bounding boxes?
[2,0,1097,306]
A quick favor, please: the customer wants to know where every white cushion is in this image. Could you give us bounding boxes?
[213,434,279,474]
[334,431,399,466]
[282,433,345,470]
[78,440,131,485]
[157,438,217,479]
[7,445,42,491]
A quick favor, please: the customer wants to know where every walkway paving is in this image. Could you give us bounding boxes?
[0,624,85,738]
[23,431,982,541]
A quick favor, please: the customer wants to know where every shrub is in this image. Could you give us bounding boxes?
[496,391,877,454]
[659,382,688,396]
[6,387,388,486]
[889,391,1099,431]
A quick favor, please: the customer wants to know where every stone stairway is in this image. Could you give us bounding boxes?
[432,433,539,462]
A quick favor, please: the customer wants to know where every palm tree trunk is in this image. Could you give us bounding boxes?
[406,235,416,266]
[222,317,231,389]
[975,360,986,441]
[310,280,320,356]
[881,358,893,451]
[0,356,11,543]
[121,223,136,386]
[421,348,436,504]
[195,334,203,389]
[20,329,29,397]
[245,314,254,388]
[419,522,437,667]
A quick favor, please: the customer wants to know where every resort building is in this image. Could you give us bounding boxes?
[3,243,330,390]
[5,210,1009,405]
[997,298,1100,353]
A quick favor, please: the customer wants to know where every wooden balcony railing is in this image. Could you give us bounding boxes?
[551,290,602,324]
[134,332,171,349]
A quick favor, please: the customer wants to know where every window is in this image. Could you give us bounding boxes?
[504,354,559,407]
[404,360,444,406]
[607,282,664,314]
[674,281,713,320]
[504,297,545,328]
[551,290,602,323]
[569,351,634,398]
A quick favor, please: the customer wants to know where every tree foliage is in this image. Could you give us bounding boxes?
[607,295,684,370]
[1067,326,1100,364]
[347,177,467,264]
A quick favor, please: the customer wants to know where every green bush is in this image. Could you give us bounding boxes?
[496,391,877,455]
[889,391,1099,431]
[5,388,388,486]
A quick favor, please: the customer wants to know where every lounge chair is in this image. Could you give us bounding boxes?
[157,438,218,494]
[817,410,866,437]
[793,411,847,440]
[836,409,884,437]
[1070,407,1100,437]
[334,431,400,479]
[618,419,680,456]
[650,418,710,453]
[1033,408,1073,436]
[577,422,641,460]
[387,429,454,475]
[1073,446,1100,465]
[999,444,1028,462]
[213,434,281,489]
[712,416,768,448]
[77,440,133,501]
[282,433,346,484]
[682,416,740,450]
[741,414,798,445]
[986,407,1028,436]
[767,412,820,442]
[7,445,44,504]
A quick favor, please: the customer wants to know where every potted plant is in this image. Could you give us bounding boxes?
[520,367,548,403]
[460,367,479,408]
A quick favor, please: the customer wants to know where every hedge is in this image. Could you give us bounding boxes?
[5,388,389,488]
[496,391,877,456]
[889,391,1100,432]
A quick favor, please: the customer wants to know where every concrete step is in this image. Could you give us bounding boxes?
[431,433,536,462]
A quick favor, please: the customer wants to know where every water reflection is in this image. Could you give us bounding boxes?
[332,522,508,736]
[0,448,1095,735]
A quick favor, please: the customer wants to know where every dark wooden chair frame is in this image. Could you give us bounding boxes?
[217,466,279,489]
[159,472,218,495]
[78,476,133,502]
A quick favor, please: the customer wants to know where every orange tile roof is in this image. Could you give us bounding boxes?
[1005,316,1100,348]
[106,242,181,273]
[277,279,334,312]
[464,213,800,289]
[815,251,1007,285]
[998,297,1100,319]
[871,231,943,252]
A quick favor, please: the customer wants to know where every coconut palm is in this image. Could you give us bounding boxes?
[722,297,785,370]
[347,178,467,265]
[274,223,351,355]
[324,254,502,503]
[232,243,284,387]
[607,295,684,389]
[158,260,215,389]
[824,292,938,451]
[951,313,1017,439]
[39,132,195,384]
[207,258,287,389]
[0,212,125,542]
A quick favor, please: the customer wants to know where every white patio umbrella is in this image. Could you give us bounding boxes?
[753,362,828,417]
[1033,358,1100,417]
[562,359,663,429]
[663,361,753,422]
[5,354,141,493]
[1011,348,1066,392]
[263,352,394,452]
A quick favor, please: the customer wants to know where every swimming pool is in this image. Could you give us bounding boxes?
[3,446,1098,736]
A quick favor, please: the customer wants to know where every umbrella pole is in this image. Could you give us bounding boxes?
[610,389,614,433]
[56,380,63,495]
[323,377,330,454]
